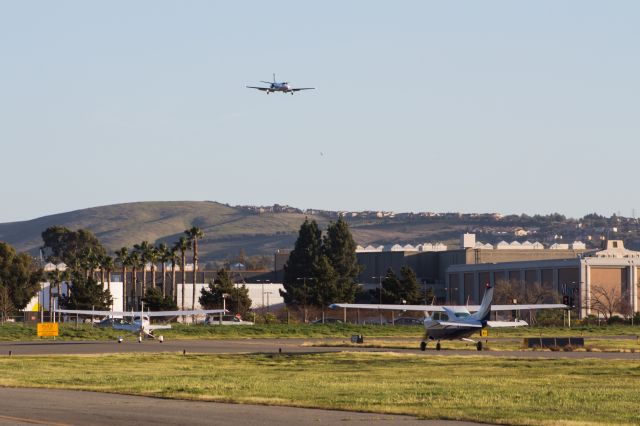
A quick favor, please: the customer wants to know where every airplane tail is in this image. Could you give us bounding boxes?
[472,284,493,323]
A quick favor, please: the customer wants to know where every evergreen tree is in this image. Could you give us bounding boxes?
[58,272,112,310]
[41,226,106,266]
[371,266,422,304]
[142,286,178,311]
[323,216,362,303]
[370,268,401,304]
[199,268,251,316]
[281,219,323,313]
[398,266,423,304]
[311,255,339,320]
[0,242,43,311]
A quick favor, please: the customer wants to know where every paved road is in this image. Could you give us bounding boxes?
[0,388,491,426]
[0,338,638,359]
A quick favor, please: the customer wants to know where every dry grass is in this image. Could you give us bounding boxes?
[0,352,638,425]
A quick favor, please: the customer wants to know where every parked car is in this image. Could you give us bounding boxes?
[392,317,423,326]
[205,315,254,325]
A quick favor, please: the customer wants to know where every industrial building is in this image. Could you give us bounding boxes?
[276,233,637,319]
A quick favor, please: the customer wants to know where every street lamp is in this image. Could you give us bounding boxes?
[256,279,270,313]
[265,292,273,313]
[222,293,230,312]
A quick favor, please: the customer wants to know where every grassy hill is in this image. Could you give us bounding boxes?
[0,202,331,262]
[1,201,633,263]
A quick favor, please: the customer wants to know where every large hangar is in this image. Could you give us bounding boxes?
[446,239,639,319]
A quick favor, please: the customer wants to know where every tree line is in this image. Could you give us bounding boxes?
[40,225,236,312]
[2,216,425,323]
[280,216,426,322]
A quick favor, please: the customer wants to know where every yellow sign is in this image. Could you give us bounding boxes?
[480,329,488,337]
[37,322,59,337]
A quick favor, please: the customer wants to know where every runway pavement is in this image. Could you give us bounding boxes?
[1,337,638,359]
[0,388,492,426]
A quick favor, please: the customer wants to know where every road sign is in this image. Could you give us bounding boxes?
[37,322,59,337]
[480,329,488,337]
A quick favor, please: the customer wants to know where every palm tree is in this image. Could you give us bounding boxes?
[185,227,204,310]
[147,247,161,295]
[129,251,141,310]
[133,241,152,297]
[115,247,129,311]
[174,237,190,310]
[101,255,114,294]
[157,243,170,298]
[168,245,179,303]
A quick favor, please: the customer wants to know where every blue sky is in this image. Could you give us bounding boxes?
[1,1,638,222]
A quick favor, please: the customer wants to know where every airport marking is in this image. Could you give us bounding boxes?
[0,414,70,425]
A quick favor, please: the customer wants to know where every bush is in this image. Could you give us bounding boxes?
[253,312,280,325]
[608,315,624,325]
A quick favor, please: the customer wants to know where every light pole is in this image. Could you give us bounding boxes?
[222,293,230,313]
[256,279,270,314]
[265,292,273,313]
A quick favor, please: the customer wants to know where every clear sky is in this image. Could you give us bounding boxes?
[1,1,638,223]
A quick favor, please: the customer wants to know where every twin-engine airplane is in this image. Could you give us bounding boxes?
[246,74,315,95]
[331,284,566,351]
[56,306,226,340]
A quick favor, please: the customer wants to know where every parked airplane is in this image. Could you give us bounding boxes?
[56,305,226,340]
[331,284,566,351]
[246,74,315,94]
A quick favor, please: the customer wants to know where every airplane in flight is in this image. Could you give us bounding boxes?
[331,284,566,351]
[246,74,315,95]
[56,305,226,340]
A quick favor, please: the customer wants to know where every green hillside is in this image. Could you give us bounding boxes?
[0,201,332,262]
[1,201,634,263]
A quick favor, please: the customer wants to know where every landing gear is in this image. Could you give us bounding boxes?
[435,341,441,351]
[476,341,483,351]
[420,341,427,351]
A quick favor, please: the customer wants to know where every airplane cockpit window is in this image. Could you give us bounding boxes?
[433,312,449,321]
[455,312,470,318]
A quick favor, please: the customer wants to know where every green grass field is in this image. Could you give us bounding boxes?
[0,352,638,425]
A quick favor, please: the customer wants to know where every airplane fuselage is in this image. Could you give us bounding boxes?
[268,83,291,92]
[425,323,479,341]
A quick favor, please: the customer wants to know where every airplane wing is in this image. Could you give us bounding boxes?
[144,309,226,317]
[330,303,567,312]
[56,309,226,317]
[330,303,446,312]
[486,320,528,327]
[490,304,567,311]
[438,303,567,312]
[290,87,315,91]
[246,86,270,91]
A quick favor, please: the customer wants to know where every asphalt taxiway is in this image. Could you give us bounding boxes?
[1,338,638,359]
[0,388,491,426]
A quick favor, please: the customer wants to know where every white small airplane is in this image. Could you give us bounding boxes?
[56,305,226,340]
[331,284,567,351]
[246,74,315,95]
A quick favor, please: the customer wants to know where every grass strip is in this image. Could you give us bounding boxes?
[0,352,638,425]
